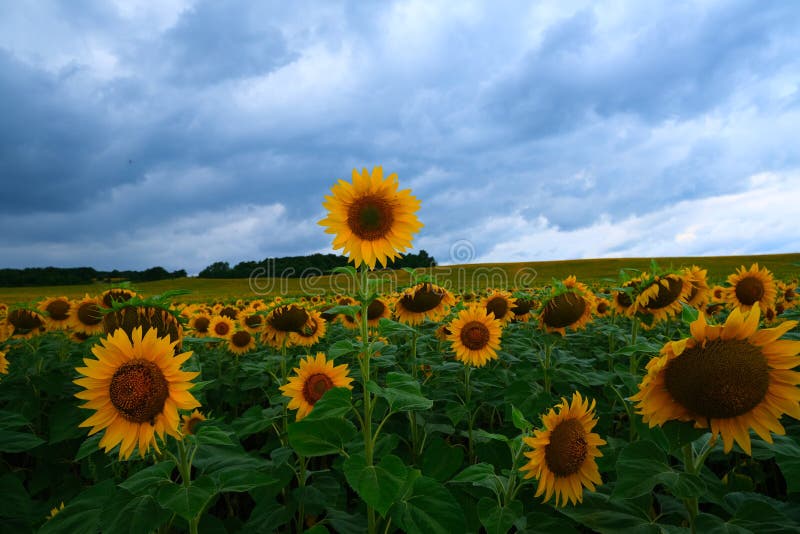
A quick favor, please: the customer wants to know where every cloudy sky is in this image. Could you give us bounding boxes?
[2,0,799,274]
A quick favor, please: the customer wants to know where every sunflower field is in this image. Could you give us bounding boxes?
[2,167,800,534]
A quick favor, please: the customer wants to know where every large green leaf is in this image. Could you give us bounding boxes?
[119,461,176,495]
[390,474,466,534]
[288,417,357,457]
[477,497,522,534]
[101,493,172,534]
[156,475,217,521]
[372,372,433,412]
[558,491,659,534]
[302,387,354,421]
[343,453,408,516]
[612,440,706,500]
[0,429,45,452]
[421,437,464,482]
[39,480,116,534]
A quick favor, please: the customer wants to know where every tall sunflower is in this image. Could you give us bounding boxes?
[446,305,503,367]
[319,166,423,269]
[725,263,777,312]
[539,276,595,336]
[520,392,606,507]
[279,353,353,421]
[188,313,212,337]
[74,327,200,460]
[631,307,800,454]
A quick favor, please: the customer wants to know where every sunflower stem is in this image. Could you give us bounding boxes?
[629,320,640,376]
[409,330,420,460]
[464,365,475,463]
[542,340,553,396]
[682,444,699,532]
[297,454,307,533]
[358,265,377,534]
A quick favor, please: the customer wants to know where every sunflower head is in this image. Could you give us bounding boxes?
[631,307,800,454]
[103,305,183,352]
[633,272,691,326]
[446,305,503,367]
[209,316,236,340]
[539,276,595,335]
[683,266,711,309]
[394,283,455,325]
[520,392,606,507]
[188,313,212,337]
[228,329,256,355]
[181,409,207,435]
[101,288,137,308]
[74,327,200,459]
[290,310,327,347]
[38,296,72,329]
[68,295,105,336]
[279,353,354,420]
[482,291,516,325]
[319,166,423,269]
[7,308,47,338]
[725,263,777,312]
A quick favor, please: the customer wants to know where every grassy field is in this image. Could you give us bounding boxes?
[1,252,798,305]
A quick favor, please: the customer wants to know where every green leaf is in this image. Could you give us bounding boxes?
[510,405,532,431]
[0,410,31,429]
[101,493,172,534]
[681,303,699,324]
[478,497,522,534]
[231,405,282,439]
[0,474,32,522]
[302,387,354,421]
[390,475,466,534]
[612,440,706,500]
[558,491,659,534]
[376,372,433,412]
[331,266,358,276]
[327,339,359,358]
[74,434,102,461]
[156,475,217,521]
[343,453,408,516]
[450,463,504,496]
[119,461,176,495]
[212,468,279,493]
[39,480,116,534]
[288,417,357,457]
[378,318,417,335]
[195,424,238,448]
[421,437,464,482]
[48,402,87,444]
[0,428,45,452]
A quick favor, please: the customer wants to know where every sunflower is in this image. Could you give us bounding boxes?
[634,273,691,325]
[188,313,212,337]
[482,290,517,325]
[208,316,235,340]
[240,309,264,333]
[780,282,798,310]
[710,285,726,302]
[103,305,183,351]
[725,263,777,312]
[594,298,611,317]
[74,327,200,460]
[682,266,711,309]
[539,276,595,336]
[38,296,72,329]
[228,329,257,355]
[263,304,309,348]
[611,278,640,316]
[279,353,354,421]
[7,309,47,338]
[69,295,105,336]
[394,283,455,325]
[0,350,8,374]
[181,409,206,435]
[47,502,65,521]
[219,305,239,320]
[290,310,327,347]
[362,297,391,327]
[631,307,800,454]
[511,295,536,323]
[100,288,137,308]
[447,305,503,367]
[319,166,423,269]
[520,392,606,507]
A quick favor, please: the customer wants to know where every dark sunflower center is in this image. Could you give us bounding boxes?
[616,291,633,308]
[597,300,608,314]
[643,277,684,310]
[785,288,796,302]
[194,317,210,333]
[302,373,334,405]
[735,277,765,306]
[399,285,445,313]
[9,309,44,331]
[109,358,169,424]
[268,306,309,332]
[78,303,102,325]
[102,290,133,308]
[186,417,202,435]
[347,195,394,241]
[244,314,262,328]
[367,300,387,320]
[231,330,252,348]
[511,299,533,316]
[46,300,70,320]
[103,307,182,350]
[460,321,491,350]
[220,306,238,319]
[214,322,231,336]
[544,418,589,477]
[542,293,586,328]
[664,339,769,419]
[486,296,509,320]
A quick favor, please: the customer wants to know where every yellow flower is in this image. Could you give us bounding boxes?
[632,307,800,454]
[181,409,207,435]
[38,296,72,329]
[394,283,455,325]
[482,290,517,326]
[68,295,105,336]
[319,166,423,269]
[520,392,606,507]
[279,353,353,421]
[446,305,503,367]
[74,327,200,460]
[725,263,777,312]
[539,276,595,335]
[227,329,257,355]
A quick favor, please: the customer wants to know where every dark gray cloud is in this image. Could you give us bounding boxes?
[0,0,798,273]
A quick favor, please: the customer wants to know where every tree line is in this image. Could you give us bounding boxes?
[198,251,437,279]
[0,267,187,287]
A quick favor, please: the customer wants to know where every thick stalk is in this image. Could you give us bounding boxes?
[542,341,553,395]
[359,266,377,534]
[465,365,475,463]
[682,444,699,533]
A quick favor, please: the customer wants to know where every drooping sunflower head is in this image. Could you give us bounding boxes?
[100,288,137,308]
[594,297,611,317]
[7,308,47,339]
[611,277,641,316]
[319,166,423,269]
[38,296,72,329]
[520,392,606,507]
[264,304,310,348]
[74,327,200,460]
[510,294,537,323]
[446,305,503,367]
[103,305,184,352]
[240,308,264,333]
[725,263,777,312]
[539,276,595,336]
[181,409,206,435]
[634,272,691,326]
[219,305,239,320]
[290,310,328,347]
[631,307,800,454]
[228,329,256,355]
[279,353,354,421]
[394,283,455,325]
[682,266,710,308]
[68,295,105,336]
[482,290,517,325]
[362,297,391,327]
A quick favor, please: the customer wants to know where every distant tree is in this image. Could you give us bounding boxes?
[198,261,232,278]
